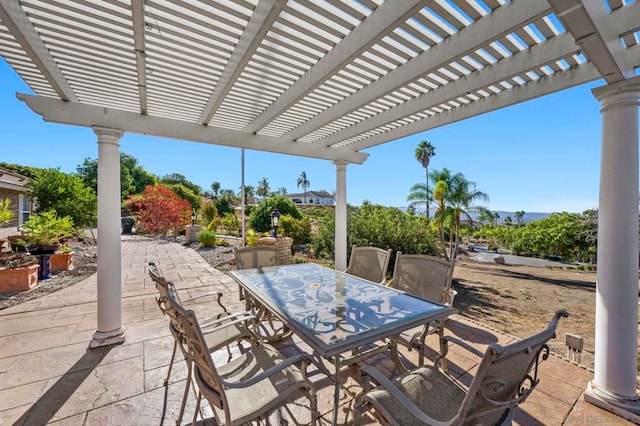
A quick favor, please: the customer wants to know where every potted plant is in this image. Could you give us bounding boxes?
[50,245,74,273]
[0,252,39,292]
[22,211,74,252]
[21,211,74,280]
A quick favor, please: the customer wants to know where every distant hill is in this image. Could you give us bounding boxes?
[398,207,550,224]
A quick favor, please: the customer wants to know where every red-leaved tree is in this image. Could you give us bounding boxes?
[126,185,191,236]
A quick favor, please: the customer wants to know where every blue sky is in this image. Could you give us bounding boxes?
[1,59,604,213]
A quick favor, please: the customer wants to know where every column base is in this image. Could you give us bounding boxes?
[584,380,640,423]
[89,326,126,349]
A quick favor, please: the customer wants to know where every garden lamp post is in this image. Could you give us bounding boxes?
[191,211,196,226]
[270,207,280,238]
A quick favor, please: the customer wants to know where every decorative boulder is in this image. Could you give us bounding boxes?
[493,255,506,264]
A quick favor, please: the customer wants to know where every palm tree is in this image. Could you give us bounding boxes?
[415,140,436,218]
[256,177,270,199]
[492,212,500,227]
[475,206,494,226]
[406,183,430,214]
[210,181,220,198]
[296,171,310,204]
[514,210,525,225]
[432,179,452,256]
[277,186,287,195]
[238,185,255,204]
[446,173,489,259]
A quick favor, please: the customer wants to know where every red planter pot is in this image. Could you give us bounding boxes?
[50,252,74,273]
[0,264,39,293]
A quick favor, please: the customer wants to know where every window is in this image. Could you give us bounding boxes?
[19,195,31,225]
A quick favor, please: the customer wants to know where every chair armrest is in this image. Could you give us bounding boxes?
[181,292,229,314]
[221,354,312,389]
[200,312,255,332]
[359,364,452,426]
[441,336,484,358]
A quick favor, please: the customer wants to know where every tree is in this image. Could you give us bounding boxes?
[219,189,237,202]
[256,177,270,198]
[296,171,310,204]
[126,185,191,236]
[166,183,201,210]
[492,212,500,226]
[249,196,302,233]
[77,153,156,201]
[276,186,287,195]
[407,183,430,215]
[239,185,255,203]
[475,207,494,226]
[28,168,97,229]
[514,210,525,225]
[160,173,201,196]
[415,141,436,218]
[504,216,513,225]
[210,181,221,198]
[447,174,489,249]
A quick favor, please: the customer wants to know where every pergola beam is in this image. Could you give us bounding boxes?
[548,0,634,83]
[242,0,429,134]
[0,0,77,101]
[130,0,147,114]
[352,62,603,149]
[286,0,551,141]
[325,33,580,149]
[198,0,286,125]
[16,93,368,164]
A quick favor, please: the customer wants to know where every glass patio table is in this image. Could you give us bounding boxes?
[229,262,455,425]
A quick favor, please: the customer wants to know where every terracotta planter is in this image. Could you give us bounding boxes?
[50,252,74,273]
[0,264,39,293]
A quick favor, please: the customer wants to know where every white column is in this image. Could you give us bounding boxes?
[333,161,348,271]
[89,126,126,349]
[585,77,640,422]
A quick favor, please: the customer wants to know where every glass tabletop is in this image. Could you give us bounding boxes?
[230,263,450,353]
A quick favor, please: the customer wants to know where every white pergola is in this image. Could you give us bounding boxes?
[1,0,639,420]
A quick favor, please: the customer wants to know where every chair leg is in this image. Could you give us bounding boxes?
[177,359,193,426]
[192,392,202,426]
[165,339,178,386]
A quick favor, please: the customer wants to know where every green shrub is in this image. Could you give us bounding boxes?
[22,210,75,246]
[220,212,239,236]
[201,202,218,226]
[249,196,302,233]
[280,215,312,252]
[312,202,438,277]
[198,230,217,247]
[246,229,259,246]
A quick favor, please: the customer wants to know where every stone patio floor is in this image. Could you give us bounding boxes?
[0,236,633,425]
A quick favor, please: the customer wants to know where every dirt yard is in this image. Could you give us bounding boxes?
[452,256,601,368]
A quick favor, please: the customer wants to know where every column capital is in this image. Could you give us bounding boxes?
[93,126,124,144]
[592,76,640,111]
[333,160,349,170]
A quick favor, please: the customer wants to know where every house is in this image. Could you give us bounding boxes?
[0,166,33,237]
[286,190,334,205]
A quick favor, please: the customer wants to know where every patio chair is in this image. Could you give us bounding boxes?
[391,253,456,366]
[166,286,318,426]
[354,310,568,426]
[345,245,392,284]
[148,262,255,425]
[233,245,279,269]
[233,246,291,341]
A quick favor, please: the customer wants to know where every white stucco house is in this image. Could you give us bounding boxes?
[287,190,335,205]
